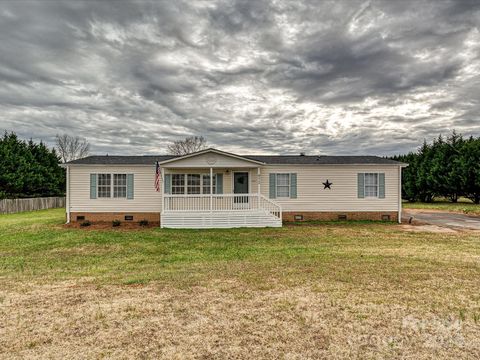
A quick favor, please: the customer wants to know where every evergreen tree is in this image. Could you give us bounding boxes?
[392,130,480,204]
[460,137,480,204]
[416,140,436,202]
[0,132,65,199]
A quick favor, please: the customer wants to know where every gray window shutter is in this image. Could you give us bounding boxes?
[90,174,97,199]
[269,173,276,199]
[357,173,365,198]
[378,173,385,198]
[290,173,297,198]
[164,174,171,194]
[216,173,223,194]
[127,174,134,199]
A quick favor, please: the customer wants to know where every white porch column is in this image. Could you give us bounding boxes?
[210,167,213,212]
[257,167,261,208]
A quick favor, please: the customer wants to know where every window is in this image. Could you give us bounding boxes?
[170,174,219,194]
[187,174,201,194]
[113,174,127,198]
[364,173,379,197]
[172,174,185,194]
[97,174,111,198]
[276,174,290,197]
[95,173,131,199]
[202,174,216,194]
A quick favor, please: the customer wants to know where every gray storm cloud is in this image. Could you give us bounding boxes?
[0,0,479,156]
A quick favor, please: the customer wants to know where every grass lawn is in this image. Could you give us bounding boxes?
[403,198,480,215]
[1,209,480,359]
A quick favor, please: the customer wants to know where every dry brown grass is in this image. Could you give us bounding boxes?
[2,279,480,359]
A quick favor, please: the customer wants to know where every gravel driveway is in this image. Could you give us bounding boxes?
[403,209,480,231]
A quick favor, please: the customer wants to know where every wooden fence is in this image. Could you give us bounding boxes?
[0,197,65,214]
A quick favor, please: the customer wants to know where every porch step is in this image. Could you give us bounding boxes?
[161,210,282,229]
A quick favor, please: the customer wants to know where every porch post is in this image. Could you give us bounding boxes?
[257,167,261,208]
[210,167,213,212]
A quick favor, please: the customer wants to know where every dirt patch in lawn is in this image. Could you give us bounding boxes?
[400,224,458,233]
[2,280,480,359]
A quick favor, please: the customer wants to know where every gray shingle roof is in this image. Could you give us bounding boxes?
[67,154,405,165]
[245,155,403,165]
[67,155,176,165]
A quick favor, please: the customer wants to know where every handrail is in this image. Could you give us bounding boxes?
[162,193,282,221]
[258,194,282,220]
[163,193,257,198]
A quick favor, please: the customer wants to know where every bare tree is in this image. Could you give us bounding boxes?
[167,136,208,155]
[55,134,90,163]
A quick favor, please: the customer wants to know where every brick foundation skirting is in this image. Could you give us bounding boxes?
[282,211,399,222]
[71,212,160,223]
[71,211,398,225]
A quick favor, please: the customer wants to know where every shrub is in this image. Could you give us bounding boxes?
[80,220,91,227]
[139,219,149,226]
[112,219,121,227]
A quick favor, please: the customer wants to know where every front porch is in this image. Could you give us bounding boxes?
[157,149,282,228]
[162,193,282,228]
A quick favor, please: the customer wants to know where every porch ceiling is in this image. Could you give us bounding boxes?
[163,165,262,169]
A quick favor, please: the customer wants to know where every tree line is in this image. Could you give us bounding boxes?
[0,131,205,199]
[2,129,478,203]
[0,132,65,199]
[392,131,480,204]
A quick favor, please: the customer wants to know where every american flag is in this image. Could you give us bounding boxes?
[154,161,161,192]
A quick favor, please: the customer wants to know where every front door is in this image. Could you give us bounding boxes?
[233,172,249,206]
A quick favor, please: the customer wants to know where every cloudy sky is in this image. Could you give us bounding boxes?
[0,0,479,156]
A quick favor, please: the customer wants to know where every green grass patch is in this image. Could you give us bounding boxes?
[1,208,479,292]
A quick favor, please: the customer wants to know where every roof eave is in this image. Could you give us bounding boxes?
[158,148,266,166]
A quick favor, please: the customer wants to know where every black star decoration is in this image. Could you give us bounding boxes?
[323,180,332,189]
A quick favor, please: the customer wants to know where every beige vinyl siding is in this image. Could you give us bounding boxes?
[260,165,399,212]
[69,165,162,212]
[69,164,399,214]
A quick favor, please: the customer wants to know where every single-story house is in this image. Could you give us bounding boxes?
[64,148,407,228]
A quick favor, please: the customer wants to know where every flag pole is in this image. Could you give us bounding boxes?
[159,162,163,218]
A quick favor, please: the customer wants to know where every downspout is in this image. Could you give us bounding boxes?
[160,166,164,228]
[398,165,402,224]
[66,165,70,224]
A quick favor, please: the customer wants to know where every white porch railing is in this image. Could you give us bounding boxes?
[163,193,282,219]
